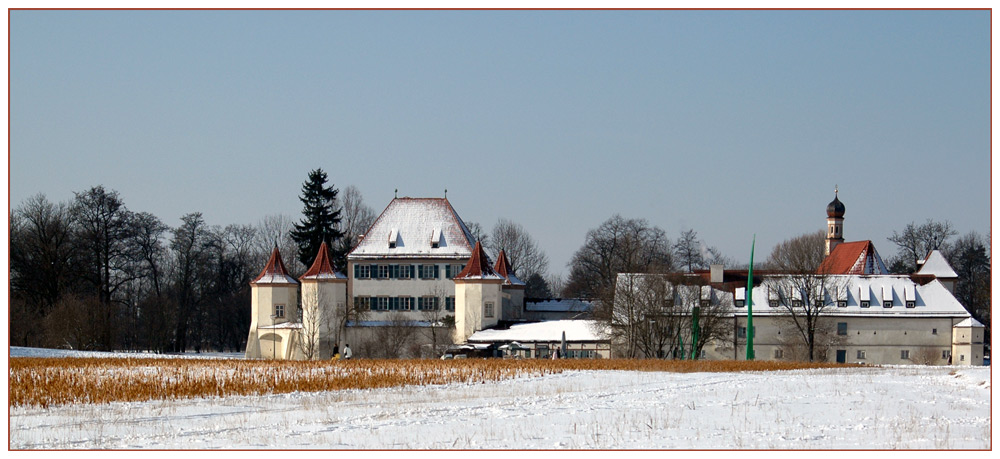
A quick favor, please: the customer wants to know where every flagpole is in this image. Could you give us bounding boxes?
[746,235,756,361]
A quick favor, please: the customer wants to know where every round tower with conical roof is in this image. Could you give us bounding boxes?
[825,187,845,256]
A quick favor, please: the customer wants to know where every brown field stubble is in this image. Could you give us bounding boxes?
[9,357,853,408]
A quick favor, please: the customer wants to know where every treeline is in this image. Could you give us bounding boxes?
[9,184,375,353]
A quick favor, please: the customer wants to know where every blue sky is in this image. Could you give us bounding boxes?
[9,10,992,278]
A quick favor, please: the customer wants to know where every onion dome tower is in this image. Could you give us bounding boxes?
[825,187,845,256]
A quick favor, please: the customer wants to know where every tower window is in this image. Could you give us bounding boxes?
[274,304,285,319]
[484,302,495,318]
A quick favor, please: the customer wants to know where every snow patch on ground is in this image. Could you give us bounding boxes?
[8,349,991,450]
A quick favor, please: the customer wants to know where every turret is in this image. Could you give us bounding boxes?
[246,246,299,359]
[299,241,348,360]
[452,241,504,343]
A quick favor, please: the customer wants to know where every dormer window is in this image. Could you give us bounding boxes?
[700,300,709,307]
[905,301,915,308]
[860,300,870,308]
[431,228,441,249]
[735,300,745,307]
[883,300,893,308]
[388,228,398,249]
[792,300,803,307]
[837,300,847,307]
[769,300,778,308]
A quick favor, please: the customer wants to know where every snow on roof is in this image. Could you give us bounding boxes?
[917,250,959,278]
[524,298,593,312]
[617,273,970,319]
[954,317,984,328]
[348,198,476,260]
[468,320,607,343]
[259,322,303,330]
[300,241,347,280]
[346,320,438,328]
[252,246,299,285]
[744,277,969,318]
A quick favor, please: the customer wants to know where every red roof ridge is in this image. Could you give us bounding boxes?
[252,246,298,284]
[454,241,501,279]
[819,240,876,275]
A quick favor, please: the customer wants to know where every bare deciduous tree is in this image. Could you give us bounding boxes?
[487,218,549,279]
[566,215,673,299]
[673,229,705,273]
[336,185,377,257]
[764,230,847,362]
[888,219,957,273]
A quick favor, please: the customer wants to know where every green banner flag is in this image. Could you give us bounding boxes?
[746,235,756,361]
[691,306,700,360]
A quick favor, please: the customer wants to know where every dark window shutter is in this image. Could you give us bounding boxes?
[354,265,359,278]
[434,265,440,278]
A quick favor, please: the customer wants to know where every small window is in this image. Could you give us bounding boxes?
[932,328,937,335]
[900,350,910,360]
[813,300,823,307]
[837,300,847,308]
[857,350,866,360]
[484,301,494,318]
[960,354,965,361]
[883,300,893,308]
[664,299,674,308]
[774,349,783,359]
[860,300,870,308]
[700,300,709,307]
[768,300,778,308]
[737,327,746,339]
[356,265,371,279]
[942,350,951,359]
[420,264,438,279]
[377,265,390,279]
[445,296,455,311]
[837,322,847,336]
[353,296,371,311]
[375,297,390,311]
[905,301,915,308]
[274,304,285,318]
[398,265,411,279]
[793,300,803,307]
[735,300,745,308]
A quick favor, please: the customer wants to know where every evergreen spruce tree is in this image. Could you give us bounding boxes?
[290,169,345,271]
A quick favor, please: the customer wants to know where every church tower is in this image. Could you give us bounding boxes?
[452,241,504,344]
[825,187,845,256]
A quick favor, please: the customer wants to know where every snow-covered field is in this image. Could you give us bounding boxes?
[8,347,992,450]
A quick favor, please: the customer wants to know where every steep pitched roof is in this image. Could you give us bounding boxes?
[348,197,476,260]
[917,250,958,278]
[252,246,298,285]
[300,241,346,280]
[453,241,503,280]
[819,241,888,275]
[494,250,525,286]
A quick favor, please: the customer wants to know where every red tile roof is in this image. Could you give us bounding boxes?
[819,240,887,275]
[300,241,345,280]
[493,249,525,286]
[453,241,502,280]
[252,246,298,285]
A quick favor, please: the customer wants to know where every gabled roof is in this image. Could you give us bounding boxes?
[917,250,958,279]
[819,241,888,275]
[252,246,298,285]
[348,197,476,260]
[453,241,503,280]
[494,250,525,286]
[300,241,347,280]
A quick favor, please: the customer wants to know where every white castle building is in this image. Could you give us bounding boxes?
[245,196,588,360]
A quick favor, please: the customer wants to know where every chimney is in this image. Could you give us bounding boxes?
[710,264,724,283]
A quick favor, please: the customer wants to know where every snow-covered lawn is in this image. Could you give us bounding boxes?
[8,348,991,449]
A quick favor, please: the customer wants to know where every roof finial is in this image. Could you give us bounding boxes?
[394,188,398,199]
[835,184,838,196]
[444,188,448,198]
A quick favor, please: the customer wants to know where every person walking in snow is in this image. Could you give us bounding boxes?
[343,344,352,360]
